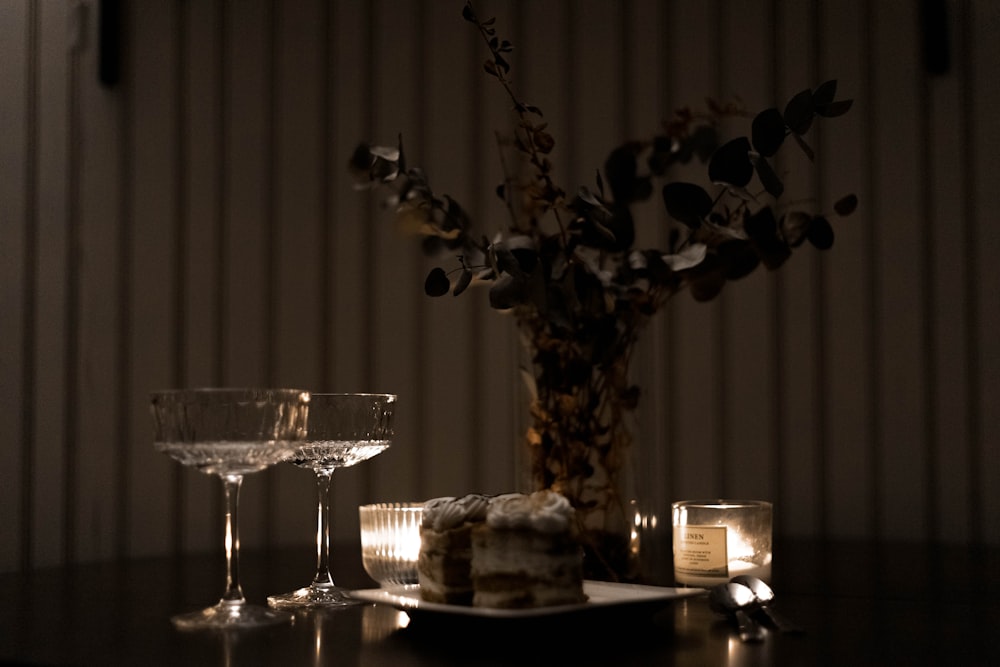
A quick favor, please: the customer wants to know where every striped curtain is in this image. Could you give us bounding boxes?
[1,0,997,572]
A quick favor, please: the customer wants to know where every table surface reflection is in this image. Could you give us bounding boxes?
[2,538,998,666]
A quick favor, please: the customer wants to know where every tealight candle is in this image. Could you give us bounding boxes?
[671,499,772,587]
[358,502,423,588]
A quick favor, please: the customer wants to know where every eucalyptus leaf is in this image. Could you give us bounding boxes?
[578,185,602,207]
[662,182,712,228]
[690,269,726,302]
[751,108,787,157]
[781,211,813,247]
[834,193,858,216]
[709,137,754,188]
[814,80,854,118]
[807,216,835,249]
[783,88,815,135]
[424,267,451,297]
[453,268,474,296]
[752,154,784,198]
[812,80,838,107]
[817,98,853,118]
[369,144,400,161]
[662,243,707,271]
[744,207,791,269]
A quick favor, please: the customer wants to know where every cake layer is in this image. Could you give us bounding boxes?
[417,495,492,605]
[417,576,471,605]
[418,524,477,604]
[470,519,586,609]
[470,527,583,575]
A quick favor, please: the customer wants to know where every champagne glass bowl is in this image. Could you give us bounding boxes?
[267,392,397,609]
[150,388,310,630]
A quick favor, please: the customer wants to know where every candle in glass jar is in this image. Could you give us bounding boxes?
[358,502,423,588]
[672,500,772,587]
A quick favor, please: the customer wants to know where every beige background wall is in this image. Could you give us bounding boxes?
[2,0,998,572]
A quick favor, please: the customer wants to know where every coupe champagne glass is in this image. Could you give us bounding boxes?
[150,388,309,629]
[267,393,396,609]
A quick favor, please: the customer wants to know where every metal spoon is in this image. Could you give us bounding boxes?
[708,582,766,643]
[730,575,803,634]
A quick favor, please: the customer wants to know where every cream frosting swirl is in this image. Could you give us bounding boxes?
[421,494,491,531]
[486,490,573,533]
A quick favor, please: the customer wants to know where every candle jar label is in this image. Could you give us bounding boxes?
[673,524,729,578]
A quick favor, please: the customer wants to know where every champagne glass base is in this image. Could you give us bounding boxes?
[171,600,293,630]
[267,584,362,609]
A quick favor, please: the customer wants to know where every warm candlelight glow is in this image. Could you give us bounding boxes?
[726,528,772,580]
[397,528,421,563]
[359,503,423,587]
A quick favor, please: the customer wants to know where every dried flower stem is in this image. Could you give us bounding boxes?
[467,3,570,246]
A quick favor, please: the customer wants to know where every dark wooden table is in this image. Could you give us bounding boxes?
[2,539,998,666]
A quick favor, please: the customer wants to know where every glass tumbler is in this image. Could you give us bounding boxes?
[358,502,423,588]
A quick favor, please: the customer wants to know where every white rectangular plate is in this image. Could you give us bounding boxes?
[349,581,705,619]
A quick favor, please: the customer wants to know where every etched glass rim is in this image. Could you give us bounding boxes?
[301,392,397,441]
[671,499,772,510]
[308,392,397,401]
[150,387,311,443]
[359,502,423,512]
[150,387,311,402]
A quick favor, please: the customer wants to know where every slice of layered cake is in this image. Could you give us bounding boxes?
[470,490,587,609]
[417,494,490,604]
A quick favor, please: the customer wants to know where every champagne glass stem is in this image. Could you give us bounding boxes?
[221,473,245,603]
[311,470,335,587]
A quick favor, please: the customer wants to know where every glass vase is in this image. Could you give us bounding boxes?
[519,315,643,583]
